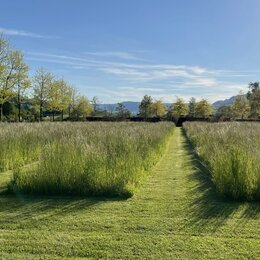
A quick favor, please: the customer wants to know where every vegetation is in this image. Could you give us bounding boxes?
[194,99,213,118]
[139,95,153,118]
[247,82,260,118]
[0,128,259,259]
[151,99,166,117]
[183,122,260,201]
[3,122,174,197]
[171,97,188,118]
[188,97,196,117]
[115,102,131,118]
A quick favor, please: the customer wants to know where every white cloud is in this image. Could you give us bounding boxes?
[0,27,58,39]
[184,77,218,87]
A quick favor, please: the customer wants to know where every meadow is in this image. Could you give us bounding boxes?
[183,122,260,201]
[1,122,174,197]
[0,127,259,259]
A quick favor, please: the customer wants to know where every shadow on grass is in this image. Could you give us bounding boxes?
[0,192,127,227]
[0,171,126,225]
[181,128,260,231]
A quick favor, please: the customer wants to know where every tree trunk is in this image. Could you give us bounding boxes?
[40,104,43,121]
[18,92,21,122]
[52,111,55,121]
[61,110,64,121]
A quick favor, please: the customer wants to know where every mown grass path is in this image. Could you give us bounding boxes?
[0,128,259,259]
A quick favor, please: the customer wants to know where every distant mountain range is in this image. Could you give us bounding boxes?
[212,96,239,109]
[97,96,239,114]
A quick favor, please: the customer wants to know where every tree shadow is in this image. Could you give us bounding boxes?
[0,189,126,226]
[181,128,260,232]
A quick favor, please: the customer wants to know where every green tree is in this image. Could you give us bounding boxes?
[151,100,166,117]
[232,93,250,119]
[195,99,213,118]
[188,97,196,117]
[58,80,73,120]
[247,82,260,118]
[115,103,131,118]
[47,79,72,121]
[171,98,188,119]
[139,95,152,118]
[68,86,78,118]
[216,106,233,120]
[74,96,93,119]
[13,51,30,122]
[0,40,24,121]
[33,69,54,121]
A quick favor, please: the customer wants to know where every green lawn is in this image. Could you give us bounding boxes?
[0,128,259,259]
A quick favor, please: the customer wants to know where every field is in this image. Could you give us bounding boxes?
[183,122,260,201]
[0,122,174,197]
[0,122,259,259]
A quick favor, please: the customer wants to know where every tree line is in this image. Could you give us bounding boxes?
[0,35,93,122]
[137,82,260,121]
[0,34,259,122]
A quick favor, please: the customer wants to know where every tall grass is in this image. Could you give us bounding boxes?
[0,122,174,197]
[183,122,260,201]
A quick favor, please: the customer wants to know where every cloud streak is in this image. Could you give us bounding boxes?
[0,27,59,39]
[84,51,143,60]
[26,51,251,103]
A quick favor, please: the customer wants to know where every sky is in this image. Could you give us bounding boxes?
[1,0,260,103]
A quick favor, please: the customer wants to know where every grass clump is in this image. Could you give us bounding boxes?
[183,122,260,201]
[4,122,174,197]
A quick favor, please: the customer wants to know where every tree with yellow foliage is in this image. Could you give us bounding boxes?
[151,100,166,117]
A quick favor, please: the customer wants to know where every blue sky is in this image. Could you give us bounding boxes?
[1,0,260,103]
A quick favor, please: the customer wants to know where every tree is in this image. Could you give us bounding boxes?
[247,82,260,118]
[195,99,213,118]
[47,79,72,121]
[58,80,73,120]
[115,103,131,118]
[33,69,53,121]
[151,100,166,117]
[231,93,250,119]
[188,97,196,117]
[13,51,30,122]
[0,41,24,121]
[171,98,188,119]
[91,96,99,115]
[3,100,16,120]
[68,87,78,118]
[139,95,152,118]
[74,96,93,119]
[216,106,233,120]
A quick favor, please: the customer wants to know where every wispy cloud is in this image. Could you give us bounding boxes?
[84,51,143,60]
[0,27,59,39]
[26,51,252,103]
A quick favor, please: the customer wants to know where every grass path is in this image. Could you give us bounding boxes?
[0,128,259,259]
